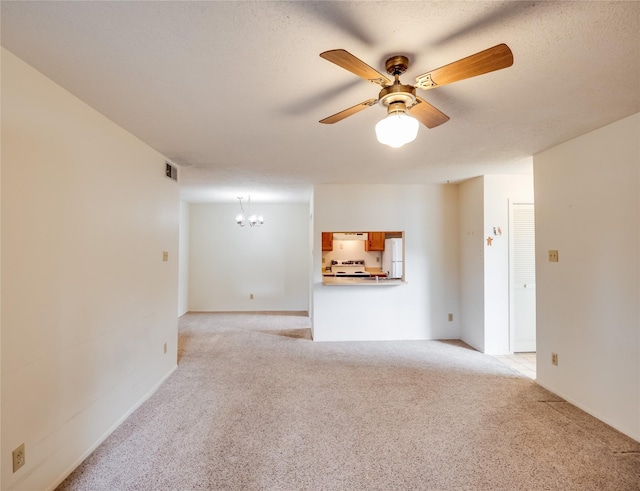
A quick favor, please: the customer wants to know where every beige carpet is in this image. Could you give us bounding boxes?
[57,312,640,490]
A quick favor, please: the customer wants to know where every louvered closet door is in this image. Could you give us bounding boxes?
[511,203,536,352]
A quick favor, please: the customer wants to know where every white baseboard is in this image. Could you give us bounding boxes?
[47,364,178,491]
[535,379,639,443]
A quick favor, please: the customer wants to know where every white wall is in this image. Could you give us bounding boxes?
[178,201,190,316]
[312,184,460,341]
[483,174,534,354]
[458,177,485,351]
[1,49,179,490]
[534,113,639,441]
[458,174,534,354]
[0,49,3,485]
[308,192,315,331]
[188,203,309,312]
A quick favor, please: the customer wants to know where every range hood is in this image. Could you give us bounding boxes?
[333,232,368,241]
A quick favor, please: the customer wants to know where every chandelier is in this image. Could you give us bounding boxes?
[235,196,264,227]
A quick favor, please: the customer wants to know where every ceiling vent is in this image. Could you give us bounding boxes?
[165,161,178,181]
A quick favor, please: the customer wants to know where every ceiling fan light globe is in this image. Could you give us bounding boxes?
[375,111,419,148]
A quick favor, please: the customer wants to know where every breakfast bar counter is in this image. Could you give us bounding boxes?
[322,276,405,286]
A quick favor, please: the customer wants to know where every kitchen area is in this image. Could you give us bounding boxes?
[321,231,405,285]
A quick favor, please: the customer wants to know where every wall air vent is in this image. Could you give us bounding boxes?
[165,162,178,181]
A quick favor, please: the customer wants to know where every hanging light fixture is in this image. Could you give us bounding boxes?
[235,196,264,227]
[375,101,419,148]
[374,57,420,149]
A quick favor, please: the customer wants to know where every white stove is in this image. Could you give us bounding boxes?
[330,259,371,277]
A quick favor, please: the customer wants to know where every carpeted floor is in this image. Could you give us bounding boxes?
[57,312,640,490]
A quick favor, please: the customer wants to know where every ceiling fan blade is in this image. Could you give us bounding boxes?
[408,97,450,129]
[320,49,391,87]
[320,99,377,124]
[415,44,513,90]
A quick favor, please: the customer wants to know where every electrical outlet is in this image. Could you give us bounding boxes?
[250,293,254,300]
[13,444,25,473]
[448,313,454,322]
[376,256,380,263]
[548,250,559,262]
[551,353,558,366]
[163,342,167,354]
[162,250,169,262]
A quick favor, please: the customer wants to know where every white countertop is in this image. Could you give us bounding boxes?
[322,277,405,286]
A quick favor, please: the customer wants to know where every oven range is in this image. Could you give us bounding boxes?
[328,259,371,277]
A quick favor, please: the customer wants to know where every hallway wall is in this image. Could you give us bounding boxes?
[458,174,534,354]
[1,48,179,490]
[534,113,640,441]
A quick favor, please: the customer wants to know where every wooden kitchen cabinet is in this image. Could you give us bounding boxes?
[365,232,385,251]
[322,232,333,251]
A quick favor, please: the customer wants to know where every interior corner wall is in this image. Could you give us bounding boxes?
[534,113,640,441]
[308,191,315,332]
[0,52,3,485]
[188,203,310,312]
[312,184,460,342]
[458,173,534,355]
[483,174,534,354]
[458,177,485,352]
[1,49,180,490]
[178,200,190,316]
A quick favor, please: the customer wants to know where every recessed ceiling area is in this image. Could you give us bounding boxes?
[2,1,638,203]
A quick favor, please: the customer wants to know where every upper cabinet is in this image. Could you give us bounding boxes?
[365,232,385,251]
[322,232,334,251]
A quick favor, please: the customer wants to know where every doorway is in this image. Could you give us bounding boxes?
[509,203,536,353]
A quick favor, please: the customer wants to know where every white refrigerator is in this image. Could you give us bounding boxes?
[382,238,403,278]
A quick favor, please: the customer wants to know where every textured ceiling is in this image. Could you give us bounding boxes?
[2,1,639,203]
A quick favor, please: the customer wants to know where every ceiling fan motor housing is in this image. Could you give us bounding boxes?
[378,83,417,111]
[378,55,416,112]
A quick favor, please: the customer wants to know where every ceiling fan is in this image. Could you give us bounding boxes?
[319,44,513,147]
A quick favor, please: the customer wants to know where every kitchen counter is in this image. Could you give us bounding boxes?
[322,267,387,278]
[322,276,405,286]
